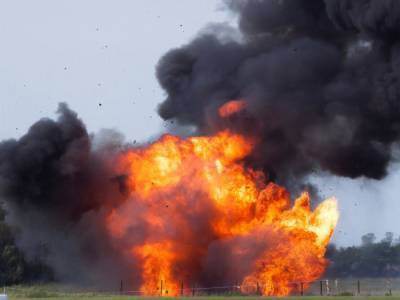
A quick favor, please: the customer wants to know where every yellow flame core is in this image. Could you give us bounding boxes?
[107,130,339,296]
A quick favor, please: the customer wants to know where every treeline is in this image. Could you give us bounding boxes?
[0,207,53,285]
[326,232,400,277]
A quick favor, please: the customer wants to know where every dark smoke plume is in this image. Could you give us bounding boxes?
[1,0,400,289]
[0,103,134,286]
[157,0,400,187]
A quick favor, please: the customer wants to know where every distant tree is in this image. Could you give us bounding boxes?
[361,233,376,246]
[0,204,53,284]
[0,206,25,284]
[383,232,394,245]
[326,232,400,278]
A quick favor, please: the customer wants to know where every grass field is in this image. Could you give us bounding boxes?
[5,284,400,300]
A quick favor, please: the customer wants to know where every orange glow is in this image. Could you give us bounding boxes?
[133,243,180,296]
[106,129,338,296]
[218,100,247,117]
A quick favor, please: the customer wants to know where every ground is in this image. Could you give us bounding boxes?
[4,285,400,300]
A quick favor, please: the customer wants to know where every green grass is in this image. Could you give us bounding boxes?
[5,285,400,300]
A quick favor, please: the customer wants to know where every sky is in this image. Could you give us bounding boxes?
[0,0,399,246]
[0,0,230,142]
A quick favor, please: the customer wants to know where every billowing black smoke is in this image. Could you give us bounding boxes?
[157,0,400,187]
[0,103,135,287]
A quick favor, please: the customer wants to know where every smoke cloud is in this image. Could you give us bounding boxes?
[157,0,400,187]
[0,103,134,286]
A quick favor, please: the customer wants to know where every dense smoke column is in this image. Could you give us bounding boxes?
[156,0,400,187]
[0,103,133,287]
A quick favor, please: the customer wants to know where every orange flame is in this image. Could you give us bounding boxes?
[107,129,338,296]
[218,100,247,117]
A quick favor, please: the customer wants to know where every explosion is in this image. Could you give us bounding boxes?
[106,127,338,296]
[11,0,400,294]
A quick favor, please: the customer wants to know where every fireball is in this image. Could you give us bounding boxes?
[106,127,338,296]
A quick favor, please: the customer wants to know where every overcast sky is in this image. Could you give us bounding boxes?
[0,0,229,142]
[1,0,399,246]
